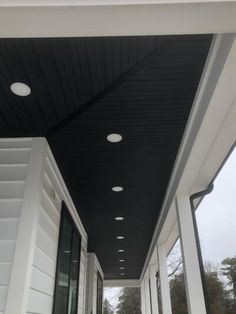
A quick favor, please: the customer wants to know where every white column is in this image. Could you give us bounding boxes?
[176,195,207,314]
[149,264,159,314]
[5,138,47,314]
[157,243,172,314]
[141,280,147,314]
[144,277,152,314]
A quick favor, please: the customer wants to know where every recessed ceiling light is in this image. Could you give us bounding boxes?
[118,249,125,252]
[115,216,124,221]
[107,134,122,143]
[112,186,123,192]
[120,267,125,270]
[120,273,125,276]
[119,259,125,262]
[117,236,124,240]
[10,82,31,96]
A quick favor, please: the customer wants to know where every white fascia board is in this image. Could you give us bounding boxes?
[0,2,235,37]
[104,279,141,287]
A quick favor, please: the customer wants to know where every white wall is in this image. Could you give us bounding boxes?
[0,138,32,314]
[0,138,88,314]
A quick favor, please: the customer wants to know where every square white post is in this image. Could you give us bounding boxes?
[176,195,207,314]
[157,243,172,314]
[144,277,152,314]
[149,264,159,314]
[141,280,147,314]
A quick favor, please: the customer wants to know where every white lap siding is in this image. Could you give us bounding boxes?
[27,143,88,314]
[0,138,87,314]
[0,138,32,314]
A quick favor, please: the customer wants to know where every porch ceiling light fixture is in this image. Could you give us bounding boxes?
[120,273,125,276]
[11,82,31,96]
[116,236,124,240]
[107,133,122,143]
[115,216,124,221]
[120,267,125,270]
[112,186,123,192]
[119,259,125,262]
[118,249,125,252]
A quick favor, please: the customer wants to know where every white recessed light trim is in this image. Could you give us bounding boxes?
[11,82,31,96]
[120,273,125,276]
[120,267,125,270]
[117,236,124,240]
[118,249,125,252]
[115,216,124,221]
[119,259,125,262]
[112,186,123,192]
[107,133,122,143]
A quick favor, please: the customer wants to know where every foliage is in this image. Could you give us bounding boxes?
[221,256,236,313]
[103,298,114,314]
[116,287,141,314]
[169,262,225,314]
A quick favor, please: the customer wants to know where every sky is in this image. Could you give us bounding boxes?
[196,146,236,266]
[104,287,122,310]
[104,146,236,307]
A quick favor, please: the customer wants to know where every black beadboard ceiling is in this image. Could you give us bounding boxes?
[0,35,212,279]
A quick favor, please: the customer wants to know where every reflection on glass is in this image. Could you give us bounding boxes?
[195,147,236,314]
[97,272,103,314]
[166,239,188,314]
[53,216,72,314]
[68,233,80,314]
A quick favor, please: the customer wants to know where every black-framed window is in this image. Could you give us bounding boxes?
[53,202,81,314]
[96,271,103,314]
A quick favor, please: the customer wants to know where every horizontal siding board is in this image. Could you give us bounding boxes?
[31,266,55,297]
[0,182,25,199]
[41,192,60,225]
[38,208,58,244]
[0,149,30,164]
[0,263,12,286]
[0,200,22,219]
[0,286,8,311]
[33,247,56,279]
[0,165,27,181]
[27,288,53,314]
[36,227,58,262]
[0,219,18,240]
[0,240,15,262]
[0,138,32,149]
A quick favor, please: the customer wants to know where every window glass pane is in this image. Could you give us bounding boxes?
[195,147,236,314]
[167,239,188,314]
[53,204,81,314]
[97,272,103,314]
[68,232,81,314]
[53,215,72,314]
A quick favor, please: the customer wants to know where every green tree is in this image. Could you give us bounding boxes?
[221,256,236,313]
[103,298,114,314]
[169,262,225,314]
[221,256,236,299]
[116,287,141,314]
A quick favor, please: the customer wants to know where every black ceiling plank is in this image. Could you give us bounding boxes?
[48,35,212,278]
[45,40,166,137]
[14,39,53,134]
[0,40,34,135]
[31,39,63,127]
